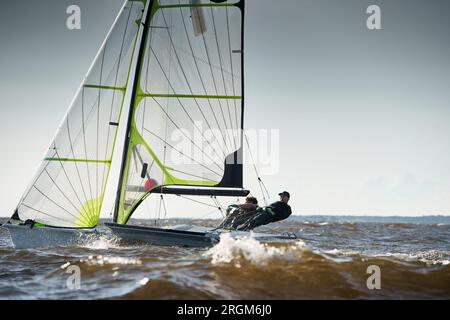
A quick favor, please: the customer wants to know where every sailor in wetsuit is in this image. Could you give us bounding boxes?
[218,196,260,230]
[238,191,292,231]
[219,191,292,231]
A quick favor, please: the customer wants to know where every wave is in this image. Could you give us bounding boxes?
[203,233,307,266]
[1,220,449,299]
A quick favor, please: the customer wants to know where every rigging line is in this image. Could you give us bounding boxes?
[160,9,231,157]
[146,88,225,171]
[21,203,78,226]
[102,1,135,192]
[156,11,229,160]
[132,145,153,177]
[198,11,234,153]
[16,151,89,226]
[210,6,236,150]
[96,43,108,208]
[133,13,163,218]
[152,31,237,78]
[43,168,92,226]
[132,147,140,175]
[257,178,268,206]
[259,176,271,202]
[178,4,231,158]
[165,168,216,182]
[81,87,95,219]
[157,195,162,224]
[149,47,228,165]
[212,196,225,218]
[244,131,261,181]
[142,126,223,178]
[128,148,143,201]
[148,101,225,170]
[83,22,136,197]
[141,1,157,142]
[159,10,174,216]
[214,195,225,210]
[199,209,217,219]
[32,185,81,222]
[52,147,91,216]
[76,82,119,217]
[152,194,158,225]
[148,96,224,173]
[157,194,163,223]
[161,194,169,223]
[198,208,222,219]
[130,148,141,200]
[244,132,268,205]
[135,147,156,183]
[66,119,95,217]
[71,20,138,153]
[226,7,240,147]
[131,147,156,202]
[177,194,220,209]
[144,196,152,221]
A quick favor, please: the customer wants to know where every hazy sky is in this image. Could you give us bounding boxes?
[0,0,449,218]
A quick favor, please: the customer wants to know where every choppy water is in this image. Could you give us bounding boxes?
[0,216,449,299]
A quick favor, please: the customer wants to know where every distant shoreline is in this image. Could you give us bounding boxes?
[2,215,449,225]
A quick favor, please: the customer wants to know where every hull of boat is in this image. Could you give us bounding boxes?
[105,223,297,248]
[1,223,97,249]
[105,223,216,247]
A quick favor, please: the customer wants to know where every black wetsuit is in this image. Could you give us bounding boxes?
[269,201,292,222]
[220,201,292,231]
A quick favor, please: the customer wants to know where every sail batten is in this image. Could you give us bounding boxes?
[139,93,241,99]
[84,84,126,91]
[44,158,112,164]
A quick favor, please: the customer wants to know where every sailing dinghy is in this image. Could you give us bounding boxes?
[2,0,296,249]
[105,0,296,246]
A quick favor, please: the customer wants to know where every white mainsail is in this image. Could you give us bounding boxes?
[114,0,245,224]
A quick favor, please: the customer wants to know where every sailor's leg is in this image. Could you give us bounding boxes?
[237,211,274,231]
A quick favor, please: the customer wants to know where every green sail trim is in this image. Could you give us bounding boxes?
[116,120,218,224]
[76,196,102,227]
[83,84,126,91]
[45,157,112,164]
[139,93,241,100]
[158,3,236,9]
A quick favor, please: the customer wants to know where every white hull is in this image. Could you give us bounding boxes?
[1,223,97,249]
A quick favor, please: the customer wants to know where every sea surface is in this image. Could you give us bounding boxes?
[0,216,449,299]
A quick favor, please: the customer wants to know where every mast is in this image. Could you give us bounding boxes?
[114,0,154,222]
